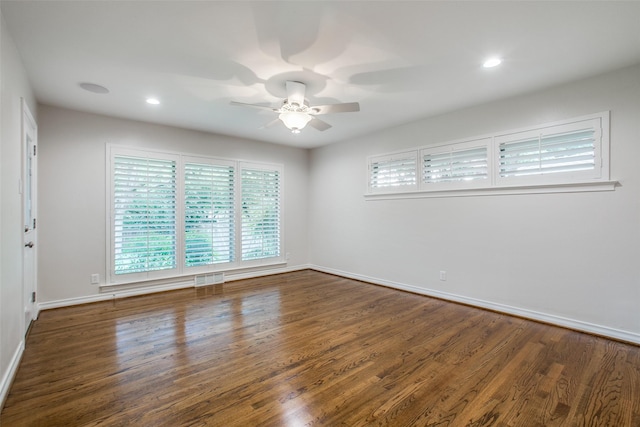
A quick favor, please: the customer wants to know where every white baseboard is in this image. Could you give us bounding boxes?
[224,263,311,282]
[37,280,194,311]
[35,263,638,345]
[0,340,25,409]
[310,265,640,346]
[37,264,312,312]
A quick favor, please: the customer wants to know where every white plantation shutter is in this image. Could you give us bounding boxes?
[113,155,177,275]
[366,112,609,198]
[184,162,235,267]
[497,118,601,183]
[368,152,417,192]
[422,145,488,185]
[109,147,284,284]
[241,166,281,261]
[499,130,596,177]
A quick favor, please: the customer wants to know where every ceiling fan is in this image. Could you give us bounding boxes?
[231,81,360,133]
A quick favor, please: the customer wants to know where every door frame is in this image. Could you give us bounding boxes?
[22,98,38,332]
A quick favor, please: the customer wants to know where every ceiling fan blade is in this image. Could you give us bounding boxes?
[286,81,306,107]
[230,101,278,112]
[308,117,332,131]
[311,102,360,115]
[260,118,282,129]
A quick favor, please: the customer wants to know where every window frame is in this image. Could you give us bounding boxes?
[108,147,181,283]
[107,145,284,285]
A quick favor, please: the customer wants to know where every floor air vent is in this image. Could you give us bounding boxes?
[194,272,224,287]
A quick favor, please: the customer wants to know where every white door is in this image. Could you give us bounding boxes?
[22,99,38,334]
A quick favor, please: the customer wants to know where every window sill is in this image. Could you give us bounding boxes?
[102,260,287,289]
[365,180,618,201]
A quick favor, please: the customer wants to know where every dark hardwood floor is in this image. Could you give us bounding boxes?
[2,270,639,426]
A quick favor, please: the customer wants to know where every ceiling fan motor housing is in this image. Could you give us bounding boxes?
[231,80,359,133]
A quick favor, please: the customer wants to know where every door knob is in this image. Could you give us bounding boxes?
[25,241,34,248]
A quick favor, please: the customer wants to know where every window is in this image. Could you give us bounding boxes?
[366,112,611,198]
[421,139,490,189]
[108,147,283,284]
[112,154,178,276]
[496,119,602,185]
[368,152,418,193]
[241,165,281,261]
[184,160,235,267]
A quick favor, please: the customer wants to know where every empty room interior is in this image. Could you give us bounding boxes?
[1,1,639,426]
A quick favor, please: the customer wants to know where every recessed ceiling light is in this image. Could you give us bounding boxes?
[146,98,160,105]
[79,82,110,94]
[483,57,502,68]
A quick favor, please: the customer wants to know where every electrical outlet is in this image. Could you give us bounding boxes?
[90,273,100,284]
[439,271,447,281]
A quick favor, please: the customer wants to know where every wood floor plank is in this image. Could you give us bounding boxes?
[2,270,639,426]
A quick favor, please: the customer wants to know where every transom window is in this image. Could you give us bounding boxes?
[422,140,490,189]
[495,120,601,185]
[366,112,610,196]
[368,152,418,192]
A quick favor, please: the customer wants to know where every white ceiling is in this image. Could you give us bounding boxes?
[2,1,640,149]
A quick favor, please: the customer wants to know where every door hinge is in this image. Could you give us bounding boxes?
[32,291,36,303]
[34,145,37,156]
[33,218,37,229]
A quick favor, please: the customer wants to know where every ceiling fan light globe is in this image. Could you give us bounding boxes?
[279,111,312,132]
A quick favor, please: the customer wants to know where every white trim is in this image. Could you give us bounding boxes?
[309,265,640,345]
[38,264,311,311]
[365,180,618,200]
[100,261,288,288]
[34,264,638,345]
[223,263,309,282]
[38,281,193,310]
[0,341,25,409]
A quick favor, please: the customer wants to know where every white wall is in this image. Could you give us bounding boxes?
[0,11,37,405]
[37,105,309,303]
[309,64,640,343]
